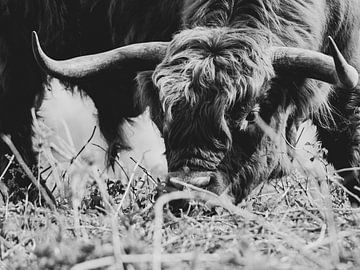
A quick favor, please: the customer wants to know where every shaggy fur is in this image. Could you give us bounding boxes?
[79,0,185,165]
[109,0,184,47]
[139,0,360,203]
[0,0,185,200]
[0,0,81,197]
[153,27,275,169]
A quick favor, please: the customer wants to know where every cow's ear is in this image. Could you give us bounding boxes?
[136,71,164,132]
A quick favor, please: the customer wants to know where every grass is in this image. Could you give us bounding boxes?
[1,115,360,270]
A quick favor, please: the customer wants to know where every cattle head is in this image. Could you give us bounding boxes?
[147,28,276,200]
[32,28,358,203]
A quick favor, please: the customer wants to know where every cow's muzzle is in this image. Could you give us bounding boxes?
[163,167,228,196]
[167,175,212,190]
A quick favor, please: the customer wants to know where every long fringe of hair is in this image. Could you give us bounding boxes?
[153,0,349,157]
[153,27,274,156]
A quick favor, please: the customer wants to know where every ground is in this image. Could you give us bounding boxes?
[1,84,360,270]
[1,166,360,270]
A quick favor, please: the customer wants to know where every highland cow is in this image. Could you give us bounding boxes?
[0,0,80,198]
[32,0,360,205]
[0,0,184,201]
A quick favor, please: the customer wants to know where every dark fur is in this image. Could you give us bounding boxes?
[78,0,185,165]
[0,0,81,197]
[139,0,360,204]
[0,0,185,199]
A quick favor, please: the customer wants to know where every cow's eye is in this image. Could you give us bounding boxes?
[246,111,258,123]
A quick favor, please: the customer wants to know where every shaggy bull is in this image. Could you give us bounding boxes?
[0,0,80,197]
[0,0,183,200]
[33,0,360,204]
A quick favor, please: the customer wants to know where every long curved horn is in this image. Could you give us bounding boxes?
[271,37,359,89]
[32,31,169,81]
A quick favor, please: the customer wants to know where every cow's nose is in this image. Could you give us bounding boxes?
[168,176,184,189]
[188,176,211,187]
[167,175,211,189]
[166,171,215,191]
[168,174,212,189]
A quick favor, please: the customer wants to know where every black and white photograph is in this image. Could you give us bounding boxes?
[1,0,360,269]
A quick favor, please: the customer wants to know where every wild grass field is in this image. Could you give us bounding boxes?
[1,102,360,270]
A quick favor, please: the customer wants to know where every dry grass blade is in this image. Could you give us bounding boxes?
[329,175,360,204]
[116,160,140,213]
[169,178,256,219]
[2,107,360,270]
[69,126,97,166]
[0,155,14,181]
[153,190,255,270]
[319,179,340,264]
[154,183,335,269]
[130,157,158,185]
[1,135,56,209]
[71,252,240,270]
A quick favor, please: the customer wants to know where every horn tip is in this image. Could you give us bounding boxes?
[31,30,52,76]
[328,36,359,88]
[31,31,38,44]
[31,31,41,54]
[327,36,339,53]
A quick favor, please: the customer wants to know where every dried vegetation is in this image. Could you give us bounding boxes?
[1,116,360,270]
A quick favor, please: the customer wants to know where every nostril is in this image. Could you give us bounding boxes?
[209,174,217,185]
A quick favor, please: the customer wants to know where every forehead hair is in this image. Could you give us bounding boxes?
[152,27,275,151]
